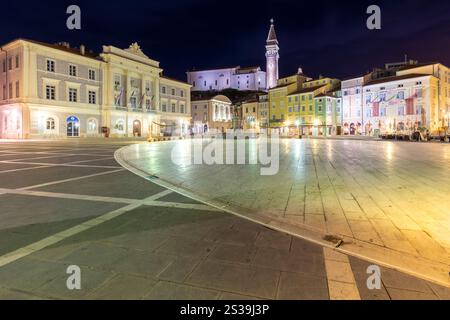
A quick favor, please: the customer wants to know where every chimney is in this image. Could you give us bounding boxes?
[57,42,70,48]
[80,44,85,55]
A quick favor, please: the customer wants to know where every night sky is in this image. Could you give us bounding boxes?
[1,0,450,81]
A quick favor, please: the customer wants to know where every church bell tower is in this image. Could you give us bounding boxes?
[266,18,279,90]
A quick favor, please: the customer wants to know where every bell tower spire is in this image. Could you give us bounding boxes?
[266,18,279,90]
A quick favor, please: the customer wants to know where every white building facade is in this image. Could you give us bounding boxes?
[362,74,439,135]
[191,95,232,133]
[342,76,365,135]
[0,39,191,139]
[186,20,279,92]
[187,66,266,92]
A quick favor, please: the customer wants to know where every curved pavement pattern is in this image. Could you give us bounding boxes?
[116,139,450,287]
[0,140,449,300]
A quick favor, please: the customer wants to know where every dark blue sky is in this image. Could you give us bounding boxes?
[1,0,450,81]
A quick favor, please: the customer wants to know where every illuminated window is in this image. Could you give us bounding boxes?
[88,119,97,132]
[46,118,56,131]
[116,120,125,132]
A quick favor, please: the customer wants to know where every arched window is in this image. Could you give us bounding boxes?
[88,118,97,132]
[46,118,56,131]
[115,120,125,132]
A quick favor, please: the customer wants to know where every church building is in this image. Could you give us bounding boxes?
[186,20,280,92]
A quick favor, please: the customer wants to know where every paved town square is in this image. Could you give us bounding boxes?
[118,138,450,286]
[1,0,450,306]
[0,140,449,300]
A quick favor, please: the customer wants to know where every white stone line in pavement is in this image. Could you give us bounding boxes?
[145,200,221,212]
[0,188,219,212]
[0,166,51,174]
[0,154,84,162]
[67,157,115,165]
[0,188,136,205]
[143,189,173,201]
[0,188,218,269]
[0,202,141,268]
[0,151,114,157]
[18,168,125,191]
[0,160,121,169]
[323,248,361,300]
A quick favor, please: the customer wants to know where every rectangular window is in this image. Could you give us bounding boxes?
[415,106,422,115]
[46,59,55,72]
[130,97,137,108]
[69,65,77,77]
[171,103,176,112]
[162,103,167,112]
[2,85,6,99]
[68,88,78,102]
[15,55,19,68]
[397,91,405,100]
[416,88,423,98]
[15,81,19,98]
[380,92,386,102]
[8,57,12,70]
[398,107,404,116]
[180,105,185,113]
[8,83,12,98]
[46,85,56,100]
[2,60,5,72]
[161,86,166,94]
[145,81,151,94]
[88,91,96,104]
[88,69,96,80]
[114,74,121,90]
[180,90,184,97]
[171,88,175,96]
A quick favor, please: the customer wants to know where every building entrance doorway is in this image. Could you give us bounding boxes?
[133,120,141,137]
[67,116,80,137]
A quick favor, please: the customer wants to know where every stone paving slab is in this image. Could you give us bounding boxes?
[0,166,114,189]
[34,170,166,199]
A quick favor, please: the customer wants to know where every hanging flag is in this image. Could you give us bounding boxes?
[140,93,145,108]
[372,102,380,117]
[405,97,414,115]
[115,88,124,106]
